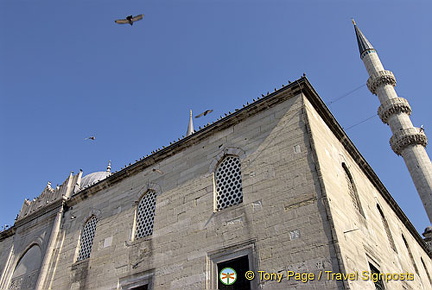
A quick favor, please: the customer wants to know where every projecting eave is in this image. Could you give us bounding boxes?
[67,78,306,204]
[65,77,429,256]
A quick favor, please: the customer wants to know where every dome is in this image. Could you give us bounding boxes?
[79,162,112,189]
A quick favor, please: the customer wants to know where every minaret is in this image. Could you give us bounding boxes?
[352,19,432,223]
[186,109,194,136]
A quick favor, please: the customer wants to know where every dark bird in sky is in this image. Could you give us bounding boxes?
[195,109,213,118]
[115,14,144,26]
[84,136,96,140]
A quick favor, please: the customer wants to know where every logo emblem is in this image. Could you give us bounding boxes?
[219,267,237,285]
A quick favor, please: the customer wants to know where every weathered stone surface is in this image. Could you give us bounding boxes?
[0,79,430,290]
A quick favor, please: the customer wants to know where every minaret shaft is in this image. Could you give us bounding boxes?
[354,21,432,223]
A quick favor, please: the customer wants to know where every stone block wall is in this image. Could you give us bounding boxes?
[304,97,432,289]
[47,92,340,289]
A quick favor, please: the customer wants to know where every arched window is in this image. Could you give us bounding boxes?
[215,155,243,211]
[342,163,364,217]
[77,215,98,262]
[402,234,419,275]
[421,257,432,285]
[10,245,42,289]
[376,204,397,252]
[135,190,157,239]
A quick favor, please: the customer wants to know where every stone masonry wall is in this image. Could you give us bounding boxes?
[48,92,341,289]
[304,97,432,289]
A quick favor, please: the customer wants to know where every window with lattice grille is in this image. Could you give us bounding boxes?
[342,163,365,217]
[421,257,432,285]
[135,190,157,239]
[369,263,385,290]
[215,155,243,211]
[402,234,420,275]
[77,216,98,262]
[377,204,397,252]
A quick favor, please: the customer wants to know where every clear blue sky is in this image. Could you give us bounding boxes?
[1,1,431,235]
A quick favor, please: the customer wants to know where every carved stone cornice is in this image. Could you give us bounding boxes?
[390,128,428,155]
[367,70,396,95]
[377,97,412,124]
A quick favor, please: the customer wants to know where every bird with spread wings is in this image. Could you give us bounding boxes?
[115,14,144,26]
[195,109,213,118]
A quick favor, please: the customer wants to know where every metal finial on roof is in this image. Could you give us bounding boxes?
[106,160,112,172]
[186,109,194,136]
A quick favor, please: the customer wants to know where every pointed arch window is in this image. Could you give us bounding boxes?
[421,257,432,285]
[215,155,243,211]
[77,215,98,262]
[135,190,157,239]
[342,163,365,217]
[402,234,419,275]
[10,245,42,289]
[377,204,397,252]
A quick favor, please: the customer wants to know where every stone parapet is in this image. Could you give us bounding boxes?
[377,97,412,124]
[390,127,428,155]
[367,70,396,95]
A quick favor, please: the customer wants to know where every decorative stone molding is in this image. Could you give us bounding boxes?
[208,147,246,174]
[377,97,412,124]
[390,128,428,155]
[17,183,59,220]
[367,70,396,95]
[134,182,162,201]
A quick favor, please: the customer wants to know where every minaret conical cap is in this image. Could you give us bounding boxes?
[186,109,194,136]
[352,19,375,57]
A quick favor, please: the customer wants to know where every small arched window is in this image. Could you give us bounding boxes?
[342,163,364,217]
[215,155,243,211]
[376,204,397,252]
[421,257,432,285]
[135,190,157,239]
[402,234,419,275]
[77,215,98,262]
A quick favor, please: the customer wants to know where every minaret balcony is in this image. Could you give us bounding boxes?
[378,97,412,124]
[390,127,428,156]
[367,70,397,95]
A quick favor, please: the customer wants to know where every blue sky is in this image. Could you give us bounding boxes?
[1,1,431,235]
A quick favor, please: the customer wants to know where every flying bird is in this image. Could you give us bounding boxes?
[115,14,144,26]
[195,109,213,118]
[84,136,96,140]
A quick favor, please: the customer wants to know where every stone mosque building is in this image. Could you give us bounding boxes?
[1,22,432,290]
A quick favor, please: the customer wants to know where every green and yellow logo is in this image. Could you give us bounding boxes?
[219,267,237,285]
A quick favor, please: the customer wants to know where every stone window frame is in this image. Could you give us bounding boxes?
[133,190,157,240]
[76,215,98,262]
[131,182,161,242]
[401,234,420,276]
[209,147,246,212]
[420,257,432,285]
[367,261,385,290]
[8,243,43,290]
[341,162,365,218]
[376,204,397,253]
[119,270,154,290]
[206,240,257,289]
